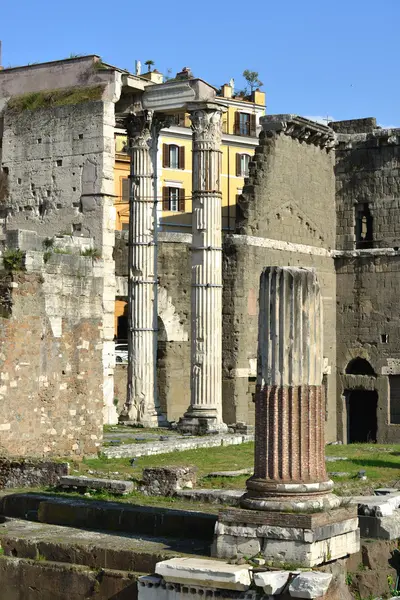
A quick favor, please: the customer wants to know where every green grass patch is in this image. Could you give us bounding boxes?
[74,441,400,494]
[326,443,400,495]
[7,85,105,113]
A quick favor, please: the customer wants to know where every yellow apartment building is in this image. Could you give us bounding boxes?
[114,77,266,336]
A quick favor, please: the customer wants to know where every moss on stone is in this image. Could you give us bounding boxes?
[7,85,105,113]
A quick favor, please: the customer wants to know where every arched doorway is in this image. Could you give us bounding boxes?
[346,389,378,442]
[344,358,378,443]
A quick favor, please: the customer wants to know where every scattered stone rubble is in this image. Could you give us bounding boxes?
[139,467,197,496]
[138,557,334,599]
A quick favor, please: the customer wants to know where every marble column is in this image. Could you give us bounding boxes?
[241,266,339,512]
[120,111,162,426]
[179,103,227,434]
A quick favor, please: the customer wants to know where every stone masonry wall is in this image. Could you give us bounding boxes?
[336,254,400,442]
[334,124,400,250]
[333,120,400,442]
[0,94,119,424]
[223,236,337,439]
[114,231,191,422]
[229,120,337,437]
[0,250,104,457]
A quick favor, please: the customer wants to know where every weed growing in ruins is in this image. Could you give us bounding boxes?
[43,237,54,250]
[43,251,52,264]
[93,59,110,71]
[0,172,9,204]
[388,574,400,596]
[345,572,353,586]
[81,247,101,260]
[0,547,4,556]
[35,552,46,561]
[7,85,105,113]
[53,248,72,255]
[2,249,25,272]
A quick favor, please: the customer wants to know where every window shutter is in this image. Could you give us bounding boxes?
[236,153,242,177]
[179,146,185,170]
[162,144,169,168]
[234,111,240,135]
[122,178,129,201]
[178,188,185,212]
[162,187,170,211]
[250,114,257,136]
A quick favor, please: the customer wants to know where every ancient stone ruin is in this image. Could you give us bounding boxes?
[213,266,359,566]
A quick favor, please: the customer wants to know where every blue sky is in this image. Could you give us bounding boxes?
[1,0,399,126]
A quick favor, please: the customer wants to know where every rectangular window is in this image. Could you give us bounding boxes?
[163,144,185,169]
[239,113,250,136]
[121,178,129,202]
[234,112,257,136]
[236,153,250,177]
[170,146,179,169]
[162,187,185,212]
[169,187,179,211]
[390,376,400,424]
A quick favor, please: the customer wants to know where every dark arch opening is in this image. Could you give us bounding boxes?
[345,357,376,376]
[346,389,378,443]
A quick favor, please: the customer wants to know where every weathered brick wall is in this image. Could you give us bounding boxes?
[237,128,336,249]
[0,252,104,457]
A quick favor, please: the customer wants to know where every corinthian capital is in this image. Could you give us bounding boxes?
[125,110,153,148]
[188,103,224,148]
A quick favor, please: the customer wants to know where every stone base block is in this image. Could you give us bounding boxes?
[359,513,400,540]
[155,558,252,590]
[212,507,360,568]
[139,466,197,496]
[178,414,228,435]
[58,475,133,495]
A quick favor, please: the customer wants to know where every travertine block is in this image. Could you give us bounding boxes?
[155,558,252,590]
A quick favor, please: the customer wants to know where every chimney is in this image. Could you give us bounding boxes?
[141,69,164,84]
[221,83,232,99]
[175,67,193,80]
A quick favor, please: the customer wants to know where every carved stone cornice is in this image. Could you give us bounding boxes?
[261,114,336,151]
[188,103,225,149]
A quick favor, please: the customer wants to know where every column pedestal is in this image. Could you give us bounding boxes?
[212,266,359,566]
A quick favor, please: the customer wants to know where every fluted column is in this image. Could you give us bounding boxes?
[120,111,162,426]
[179,103,227,434]
[242,267,338,511]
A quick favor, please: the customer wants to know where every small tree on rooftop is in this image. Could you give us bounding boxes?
[145,60,155,72]
[242,70,263,94]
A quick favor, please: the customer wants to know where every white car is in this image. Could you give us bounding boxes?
[115,343,128,363]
